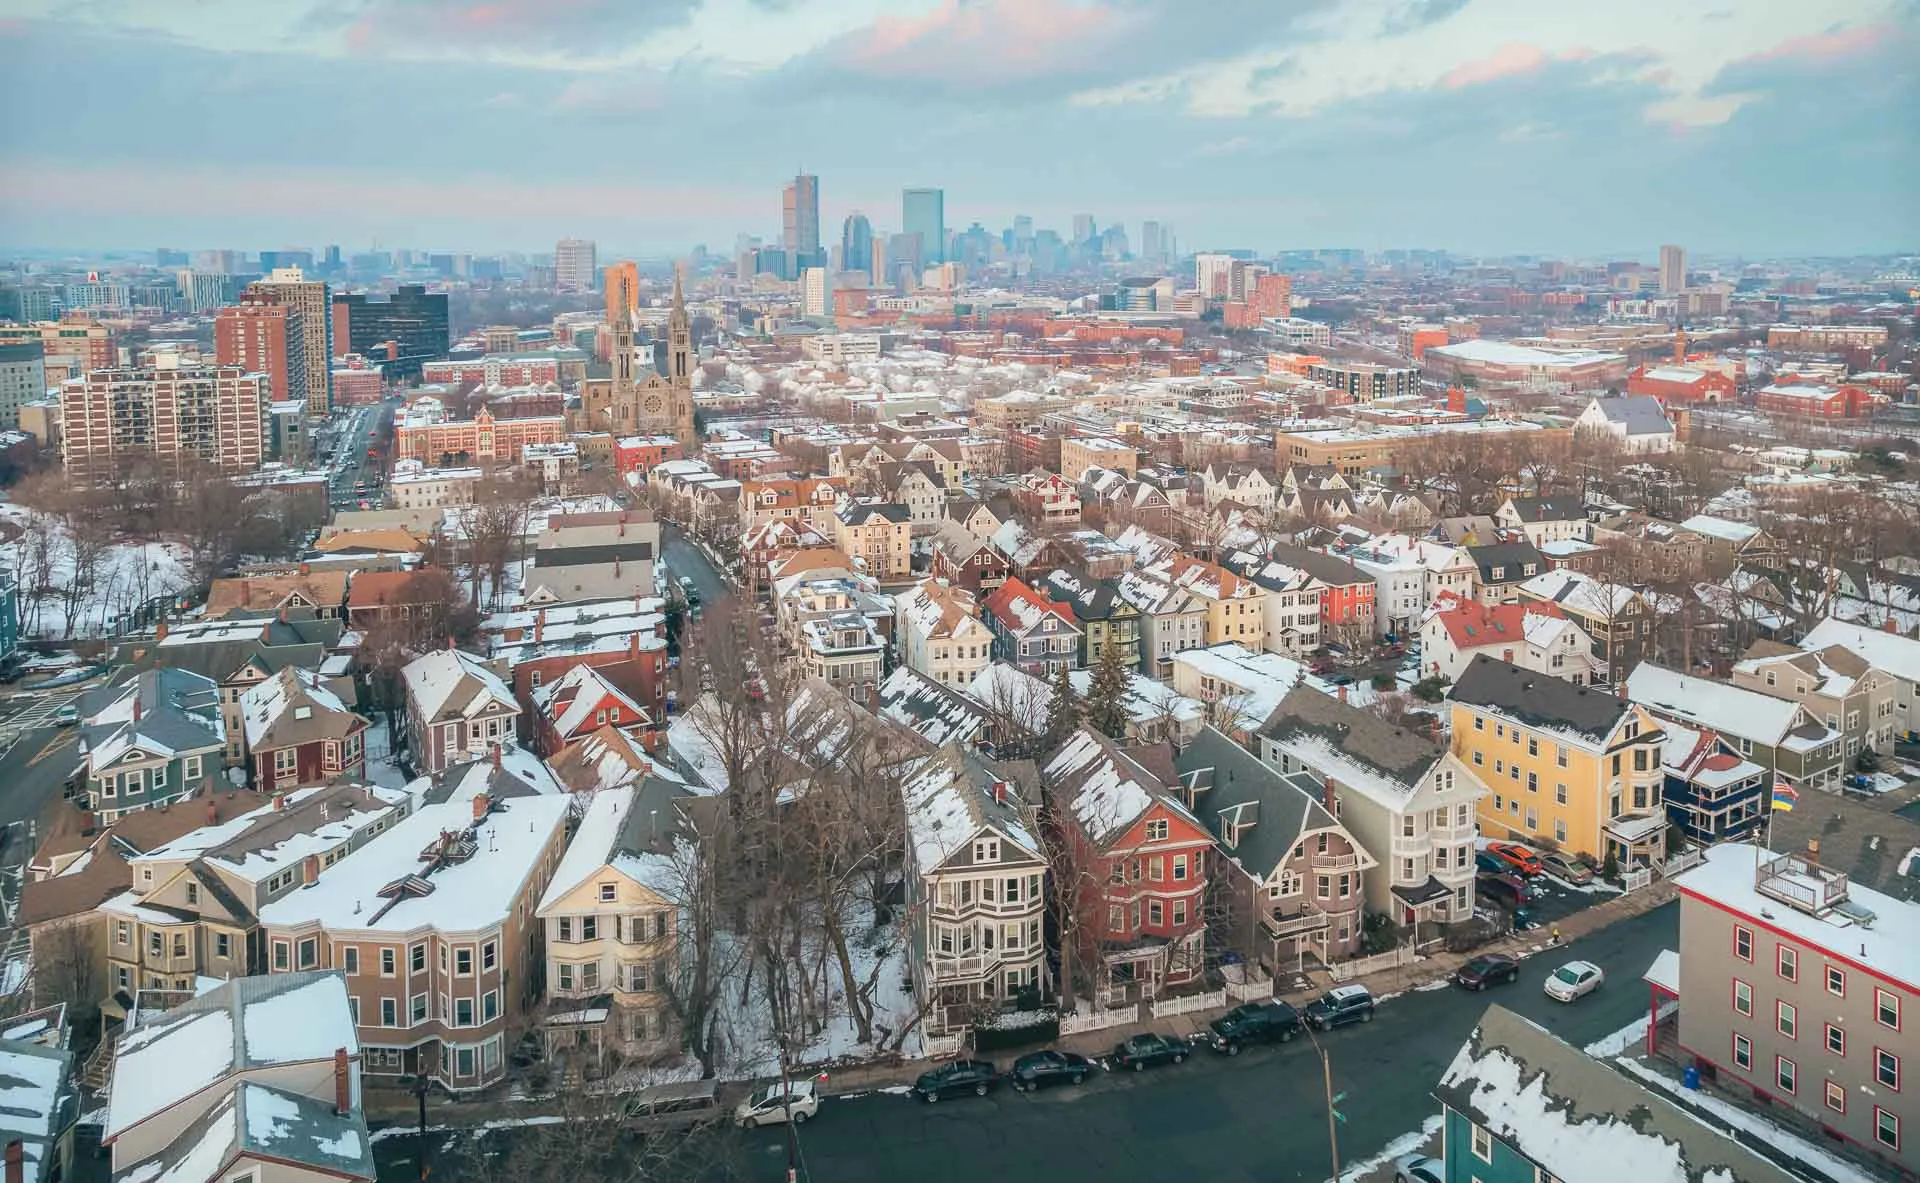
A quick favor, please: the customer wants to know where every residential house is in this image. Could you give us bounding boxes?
[1011,471,1080,527]
[1516,569,1651,683]
[1418,599,1603,686]
[1038,568,1143,671]
[1043,729,1212,999]
[1676,514,1781,569]
[943,498,1003,541]
[258,790,571,1091]
[343,569,459,632]
[1660,721,1768,846]
[1153,555,1267,651]
[1802,618,1920,743]
[1465,541,1547,606]
[1433,1003,1800,1183]
[989,519,1076,584]
[536,779,692,1068]
[893,579,995,690]
[530,664,651,758]
[76,669,226,824]
[740,519,828,594]
[1670,846,1916,1177]
[981,577,1082,677]
[1448,655,1669,870]
[1494,496,1588,548]
[102,971,374,1183]
[1223,552,1325,657]
[773,561,892,693]
[738,475,844,532]
[0,1037,75,1183]
[1259,685,1485,927]
[524,509,661,604]
[832,500,913,580]
[398,648,520,777]
[1260,543,1376,645]
[240,666,369,792]
[1066,669,1206,746]
[204,570,350,621]
[1201,464,1277,514]
[1573,392,1678,453]
[1170,643,1314,741]
[1171,726,1375,972]
[484,599,669,736]
[1115,570,1208,679]
[927,520,1010,594]
[898,747,1049,1035]
[1731,641,1897,760]
[876,666,991,749]
[1330,535,1471,640]
[1627,663,1845,797]
[874,460,948,535]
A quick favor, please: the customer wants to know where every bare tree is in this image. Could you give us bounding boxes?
[457,469,540,611]
[27,917,103,1022]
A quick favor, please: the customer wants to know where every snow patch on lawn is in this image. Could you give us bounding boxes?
[1327,1114,1442,1183]
[0,503,193,640]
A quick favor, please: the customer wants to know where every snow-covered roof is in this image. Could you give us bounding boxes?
[1803,617,1920,687]
[1043,729,1190,846]
[1518,569,1638,620]
[537,780,692,912]
[532,664,649,739]
[398,649,515,723]
[1677,514,1759,544]
[140,782,410,886]
[0,1040,71,1183]
[1431,338,1626,368]
[900,748,1039,876]
[1067,669,1205,732]
[1624,663,1815,747]
[1169,643,1310,732]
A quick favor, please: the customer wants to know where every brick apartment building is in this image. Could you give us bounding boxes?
[59,358,269,483]
[215,296,306,406]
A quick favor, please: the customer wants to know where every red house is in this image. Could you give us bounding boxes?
[239,666,369,792]
[484,603,669,745]
[929,528,1011,594]
[614,434,685,478]
[1755,382,1874,419]
[530,664,653,758]
[1042,728,1213,998]
[1626,364,1737,405]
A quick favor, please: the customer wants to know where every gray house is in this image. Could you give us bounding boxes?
[1626,662,1844,796]
[77,668,226,824]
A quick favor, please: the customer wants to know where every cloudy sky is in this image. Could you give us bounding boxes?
[0,0,1914,259]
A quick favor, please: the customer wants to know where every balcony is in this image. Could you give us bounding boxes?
[1310,852,1360,872]
[926,953,997,981]
[1261,907,1331,940]
[931,896,1040,920]
[1755,851,1850,916]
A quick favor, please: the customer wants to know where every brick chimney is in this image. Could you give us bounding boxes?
[534,609,545,644]
[473,790,492,820]
[132,693,143,723]
[445,635,455,650]
[1322,776,1339,816]
[1336,685,1348,704]
[78,810,96,837]
[278,606,288,625]
[303,852,321,883]
[5,1138,23,1183]
[299,562,311,576]
[206,797,217,826]
[1805,837,1820,866]
[155,617,168,641]
[333,1047,351,1116]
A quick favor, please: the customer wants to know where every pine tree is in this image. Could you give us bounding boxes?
[1084,636,1132,739]
[1043,662,1082,752]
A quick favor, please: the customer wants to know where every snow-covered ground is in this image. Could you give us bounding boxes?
[1612,1057,1881,1183]
[362,721,411,792]
[0,504,193,640]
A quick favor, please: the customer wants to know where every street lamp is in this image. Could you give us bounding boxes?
[1301,1020,1344,1182]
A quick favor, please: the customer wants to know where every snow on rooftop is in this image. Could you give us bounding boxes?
[1678,514,1759,544]
[1170,643,1309,730]
[1047,731,1153,843]
[240,974,359,1065]
[539,785,635,911]
[0,1044,66,1177]
[106,1009,234,1138]
[1803,617,1920,688]
[1431,338,1626,368]
[1625,663,1808,746]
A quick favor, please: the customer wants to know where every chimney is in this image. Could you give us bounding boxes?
[1885,617,1899,635]
[5,1139,22,1183]
[489,743,502,771]
[303,852,321,883]
[132,693,143,723]
[278,605,288,625]
[629,630,641,663]
[1805,837,1820,866]
[1336,685,1348,704]
[333,1047,351,1117]
[155,617,168,641]
[272,793,286,812]
[1322,776,1338,816]
[79,811,96,837]
[445,635,455,650]
[990,780,1007,805]
[205,797,217,826]
[299,562,311,576]
[535,609,545,644]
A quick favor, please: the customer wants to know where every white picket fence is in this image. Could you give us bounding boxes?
[1150,989,1227,1020]
[1328,945,1416,982]
[1059,1005,1140,1036]
[1622,867,1654,893]
[1224,975,1274,1003]
[921,1032,965,1059]
[1662,849,1705,878]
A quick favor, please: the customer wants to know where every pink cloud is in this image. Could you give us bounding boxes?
[1742,23,1892,65]
[1440,43,1551,89]
[842,0,1129,82]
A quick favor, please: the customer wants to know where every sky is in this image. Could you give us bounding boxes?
[0,0,1915,260]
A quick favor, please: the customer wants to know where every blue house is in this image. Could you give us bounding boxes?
[0,568,18,665]
[1434,1005,1798,1183]
[1658,721,1767,846]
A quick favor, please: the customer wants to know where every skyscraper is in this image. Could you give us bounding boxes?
[841,213,874,276]
[783,174,821,263]
[801,267,831,319]
[330,285,449,381]
[248,267,331,416]
[1194,254,1236,299]
[1073,214,1095,245]
[215,295,307,408]
[902,188,945,266]
[554,238,597,293]
[1659,244,1687,293]
[1140,221,1163,265]
[604,261,639,325]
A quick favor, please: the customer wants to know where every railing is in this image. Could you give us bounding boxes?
[1224,973,1275,1003]
[1060,1004,1140,1035]
[922,1032,965,1059]
[1311,852,1360,871]
[928,954,993,980]
[1261,908,1330,940]
[1328,945,1415,982]
[1150,989,1227,1020]
[930,898,1041,920]
[1754,852,1849,913]
[1661,849,1706,878]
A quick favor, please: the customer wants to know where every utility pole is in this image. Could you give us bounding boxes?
[413,1073,431,1181]
[1304,1022,1344,1181]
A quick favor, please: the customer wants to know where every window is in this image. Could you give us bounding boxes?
[456,998,474,1026]
[114,921,130,946]
[1826,965,1845,997]
[1148,858,1164,882]
[1777,1000,1796,1039]
[1733,1033,1753,1070]
[185,882,199,905]
[1733,979,1752,1017]
[271,940,288,970]
[1556,745,1568,768]
[297,937,317,970]
[456,949,473,976]
[173,933,188,958]
[482,941,497,972]
[1878,1048,1901,1091]
[381,998,398,1026]
[1527,737,1538,757]
[599,883,617,902]
[1172,899,1187,926]
[343,947,359,975]
[348,996,360,1026]
[456,1046,476,1078]
[1777,944,1797,982]
[1824,1024,1844,1055]
[1147,900,1163,926]
[410,943,426,973]
[381,949,396,977]
[1555,783,1568,805]
[1877,988,1901,1030]
[1471,1123,1492,1162]
[1777,1055,1796,1094]
[1527,772,1538,793]
[1825,1080,1847,1113]
[557,918,573,942]
[410,993,427,1024]
[483,990,499,1022]
[1173,855,1188,881]
[972,838,999,863]
[558,964,575,991]
[1734,926,1753,962]
[215,932,230,959]
[1145,818,1169,842]
[1877,1108,1900,1150]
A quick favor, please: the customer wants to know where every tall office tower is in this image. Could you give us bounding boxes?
[886,233,920,291]
[154,248,188,268]
[554,238,598,293]
[247,267,331,416]
[215,295,307,408]
[841,213,874,275]
[902,188,946,265]
[176,270,234,313]
[604,261,639,325]
[1073,214,1095,245]
[59,357,269,484]
[0,342,45,431]
[869,235,888,288]
[783,174,822,264]
[1139,221,1161,264]
[801,268,832,319]
[1659,244,1687,293]
[1194,253,1236,299]
[322,244,343,274]
[329,285,449,380]
[1012,215,1034,250]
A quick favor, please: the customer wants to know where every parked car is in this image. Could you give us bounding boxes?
[53,705,79,727]
[1484,841,1544,877]
[911,1059,1000,1102]
[1206,1000,1301,1055]
[1394,1154,1445,1183]
[734,1080,818,1127]
[1477,870,1535,909]
[1304,985,1376,1030]
[1008,1050,1095,1091]
[1111,1032,1189,1072]
[1473,851,1508,875]
[1454,954,1521,991]
[1544,960,1605,1002]
[1539,851,1594,885]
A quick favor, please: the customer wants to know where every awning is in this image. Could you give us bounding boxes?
[1605,813,1668,844]
[1642,948,1680,995]
[1392,876,1453,907]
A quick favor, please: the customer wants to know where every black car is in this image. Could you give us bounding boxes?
[1454,953,1521,991]
[1008,1050,1095,1091]
[911,1059,1000,1103]
[1111,1032,1189,1072]
[1304,985,1377,1030]
[1207,1000,1301,1055]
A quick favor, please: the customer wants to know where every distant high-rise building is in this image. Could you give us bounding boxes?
[59,358,269,484]
[841,213,874,276]
[886,233,921,291]
[1140,221,1163,264]
[1012,215,1034,249]
[176,270,235,313]
[604,261,639,325]
[0,342,45,431]
[903,188,946,266]
[247,267,331,415]
[554,238,598,293]
[195,249,244,275]
[330,285,448,381]
[1194,254,1236,299]
[784,174,822,264]
[154,248,188,268]
[1073,214,1095,245]
[215,295,306,408]
[1659,244,1687,294]
[801,267,832,319]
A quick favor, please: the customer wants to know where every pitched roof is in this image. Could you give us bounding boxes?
[113,1080,375,1183]
[1259,684,1445,810]
[398,649,515,724]
[532,664,649,739]
[1585,393,1675,436]
[900,747,1041,876]
[1503,495,1586,523]
[1449,655,1637,747]
[239,666,365,752]
[0,1038,74,1183]
[345,569,444,609]
[204,572,350,618]
[1429,600,1569,651]
[1258,542,1372,588]
[1042,727,1187,847]
[77,667,225,769]
[1624,662,1813,747]
[1464,541,1546,581]
[981,576,1077,636]
[1171,725,1336,877]
[876,667,990,749]
[538,777,694,911]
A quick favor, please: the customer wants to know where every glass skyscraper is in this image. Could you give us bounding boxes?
[902,188,945,266]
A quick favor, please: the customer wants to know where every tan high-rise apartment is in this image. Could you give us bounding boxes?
[248,267,332,415]
[1660,244,1687,294]
[603,260,638,325]
[214,295,306,406]
[554,238,597,293]
[59,356,268,484]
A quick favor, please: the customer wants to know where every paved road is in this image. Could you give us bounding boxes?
[658,521,733,609]
[372,903,1678,1182]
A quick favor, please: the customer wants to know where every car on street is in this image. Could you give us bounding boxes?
[1304,984,1376,1030]
[1111,1032,1189,1071]
[1544,960,1605,1002]
[734,1080,818,1127]
[1476,870,1535,909]
[1206,1000,1301,1055]
[1539,851,1594,885]
[1008,1050,1095,1091]
[912,1059,1000,1103]
[1453,954,1521,991]
[53,705,79,727]
[1394,1153,1445,1183]
[1484,841,1544,877]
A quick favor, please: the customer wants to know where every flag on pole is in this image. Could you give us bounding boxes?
[1771,783,1800,812]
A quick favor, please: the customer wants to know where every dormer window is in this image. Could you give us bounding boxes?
[973,838,1000,863]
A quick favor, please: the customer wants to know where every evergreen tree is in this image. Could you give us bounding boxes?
[1084,637,1132,739]
[1043,662,1082,751]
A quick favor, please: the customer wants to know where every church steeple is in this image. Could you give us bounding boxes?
[667,267,695,449]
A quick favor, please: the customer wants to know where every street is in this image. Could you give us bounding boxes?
[0,712,83,978]
[659,521,733,610]
[371,902,1678,1182]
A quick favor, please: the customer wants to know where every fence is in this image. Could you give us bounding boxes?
[1661,849,1705,878]
[1059,1005,1140,1036]
[1224,975,1274,1003]
[1622,868,1654,893]
[1328,945,1416,982]
[921,1032,965,1059]
[1150,989,1227,1020]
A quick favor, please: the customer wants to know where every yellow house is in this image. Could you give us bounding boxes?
[535,782,688,1068]
[1161,556,1267,650]
[1446,655,1668,870]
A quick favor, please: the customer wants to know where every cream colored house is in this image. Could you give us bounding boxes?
[894,579,995,689]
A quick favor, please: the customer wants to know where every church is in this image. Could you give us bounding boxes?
[575,269,697,449]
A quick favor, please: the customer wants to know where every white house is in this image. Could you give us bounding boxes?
[1418,598,1604,686]
[894,578,995,689]
[1573,394,1677,454]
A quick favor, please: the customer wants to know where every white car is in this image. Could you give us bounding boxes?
[734,1079,818,1128]
[1544,960,1605,1002]
[1394,1155,1444,1183]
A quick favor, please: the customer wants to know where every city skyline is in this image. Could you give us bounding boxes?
[1,0,1915,256]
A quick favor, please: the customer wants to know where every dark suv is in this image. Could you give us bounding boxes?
[1304,985,1376,1030]
[1206,1000,1301,1055]
[911,1059,999,1103]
